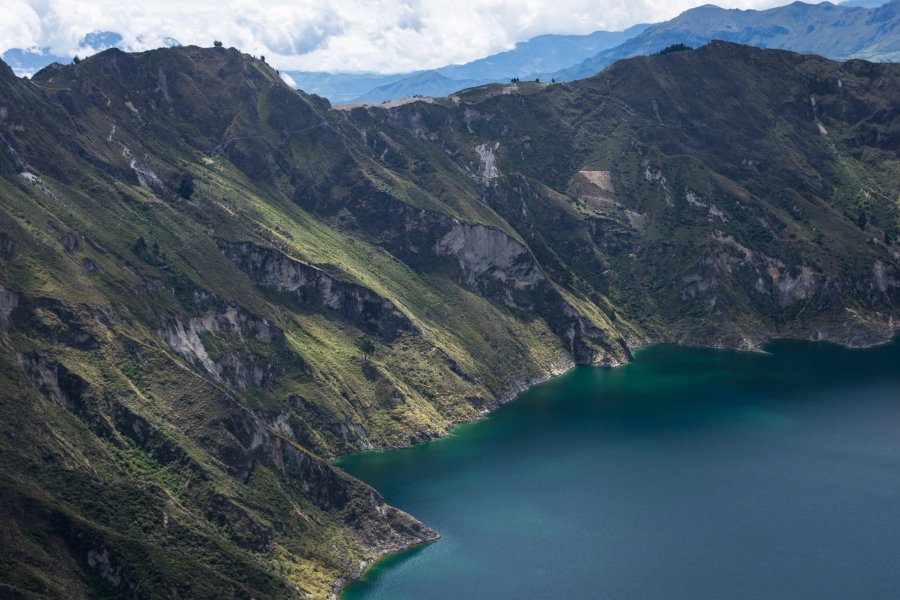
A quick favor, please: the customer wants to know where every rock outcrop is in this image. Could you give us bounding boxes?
[221,241,415,342]
[0,42,897,599]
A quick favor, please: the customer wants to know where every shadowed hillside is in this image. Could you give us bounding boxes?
[0,41,898,597]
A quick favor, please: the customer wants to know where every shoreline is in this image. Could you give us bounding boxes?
[331,327,900,598]
[330,354,585,599]
[331,536,440,600]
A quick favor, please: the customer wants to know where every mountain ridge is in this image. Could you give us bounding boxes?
[551,0,900,81]
[288,24,651,104]
[1,41,898,598]
[331,0,900,104]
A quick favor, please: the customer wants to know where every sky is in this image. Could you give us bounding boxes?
[1,0,837,74]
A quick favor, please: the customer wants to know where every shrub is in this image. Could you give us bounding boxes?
[177,173,194,200]
[652,43,693,56]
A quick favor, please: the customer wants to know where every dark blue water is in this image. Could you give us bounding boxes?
[339,340,900,599]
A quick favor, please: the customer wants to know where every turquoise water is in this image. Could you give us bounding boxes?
[339,340,900,600]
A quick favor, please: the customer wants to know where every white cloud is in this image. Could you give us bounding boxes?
[0,1,43,50]
[279,71,297,87]
[1,0,812,74]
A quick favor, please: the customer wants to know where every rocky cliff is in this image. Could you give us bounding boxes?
[0,41,897,598]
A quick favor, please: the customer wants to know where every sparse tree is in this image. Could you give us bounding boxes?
[132,236,166,266]
[133,236,147,256]
[535,78,540,83]
[653,43,692,56]
[72,55,81,65]
[213,40,223,48]
[857,211,867,230]
[357,336,376,362]
[260,55,265,62]
[177,173,195,200]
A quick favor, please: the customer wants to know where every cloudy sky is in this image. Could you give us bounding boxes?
[3,0,827,74]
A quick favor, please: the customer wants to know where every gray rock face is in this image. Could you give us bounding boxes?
[281,396,374,456]
[430,221,622,363]
[16,353,87,412]
[0,287,17,330]
[221,241,415,342]
[86,548,125,589]
[3,294,98,349]
[0,232,14,258]
[434,221,544,293]
[345,186,547,304]
[473,142,500,185]
[874,260,898,294]
[772,265,820,308]
[0,131,24,174]
[214,401,436,552]
[158,304,287,390]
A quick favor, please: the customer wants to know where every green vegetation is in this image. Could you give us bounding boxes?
[177,172,195,200]
[652,43,692,56]
[0,40,897,598]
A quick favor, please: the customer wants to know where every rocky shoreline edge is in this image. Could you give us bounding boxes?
[330,324,899,599]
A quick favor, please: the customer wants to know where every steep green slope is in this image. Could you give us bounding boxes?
[0,42,897,598]
[0,45,625,598]
[363,41,900,347]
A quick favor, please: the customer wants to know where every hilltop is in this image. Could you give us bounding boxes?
[0,41,898,597]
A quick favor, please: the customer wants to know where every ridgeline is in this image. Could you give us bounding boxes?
[0,41,898,597]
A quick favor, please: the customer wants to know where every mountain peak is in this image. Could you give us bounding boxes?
[551,0,899,82]
[0,58,16,84]
[1,35,898,598]
[29,43,313,112]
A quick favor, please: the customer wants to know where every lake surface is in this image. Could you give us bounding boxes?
[338,340,900,600]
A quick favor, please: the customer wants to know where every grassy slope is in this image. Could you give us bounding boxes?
[372,42,899,346]
[0,46,616,598]
[0,42,897,598]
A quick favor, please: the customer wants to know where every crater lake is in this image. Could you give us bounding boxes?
[339,339,900,600]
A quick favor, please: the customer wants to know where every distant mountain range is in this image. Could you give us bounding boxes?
[0,32,182,78]
[302,0,900,104]
[549,0,900,82]
[2,0,898,102]
[285,24,650,103]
